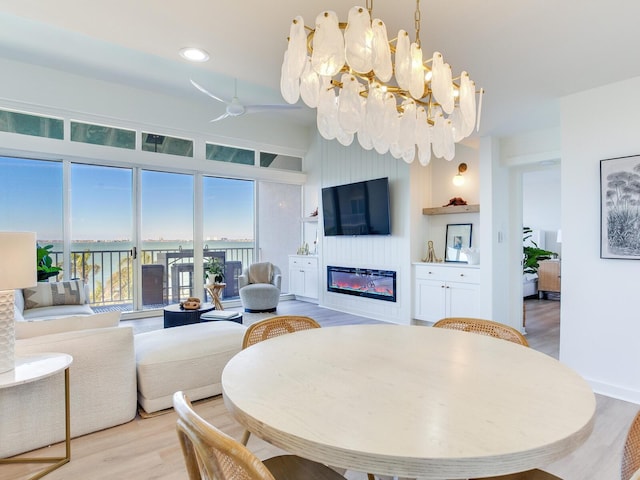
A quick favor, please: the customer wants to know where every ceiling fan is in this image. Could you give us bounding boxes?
[190,79,300,122]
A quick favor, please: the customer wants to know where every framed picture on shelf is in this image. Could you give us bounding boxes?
[445,223,472,263]
[601,154,640,259]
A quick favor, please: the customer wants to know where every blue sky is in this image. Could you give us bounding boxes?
[0,157,254,241]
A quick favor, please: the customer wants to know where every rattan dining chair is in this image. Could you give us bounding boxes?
[622,410,640,480]
[432,317,529,347]
[240,315,321,445]
[173,391,345,480]
[242,315,321,349]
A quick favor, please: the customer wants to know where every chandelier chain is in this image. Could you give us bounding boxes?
[415,0,422,47]
[366,0,373,16]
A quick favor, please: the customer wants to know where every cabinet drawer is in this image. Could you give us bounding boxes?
[289,255,318,269]
[414,264,479,284]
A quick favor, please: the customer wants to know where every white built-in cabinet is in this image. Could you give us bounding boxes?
[288,255,319,302]
[413,263,480,323]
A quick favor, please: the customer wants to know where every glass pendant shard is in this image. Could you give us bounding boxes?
[398,100,416,153]
[459,72,476,131]
[394,30,412,92]
[286,16,308,81]
[300,57,320,108]
[312,11,345,77]
[365,82,386,141]
[357,129,374,150]
[280,50,300,104]
[431,52,454,114]
[372,19,392,82]
[432,111,445,159]
[344,6,374,74]
[338,74,364,134]
[409,43,424,100]
[443,119,455,161]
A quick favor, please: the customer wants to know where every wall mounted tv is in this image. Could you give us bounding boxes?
[321,177,391,236]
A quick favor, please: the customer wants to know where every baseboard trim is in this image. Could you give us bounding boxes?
[588,379,640,405]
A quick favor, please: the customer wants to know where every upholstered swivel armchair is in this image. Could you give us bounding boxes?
[238,262,281,313]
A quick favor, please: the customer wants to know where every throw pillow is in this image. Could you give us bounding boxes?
[248,262,273,284]
[22,280,88,310]
[15,311,121,339]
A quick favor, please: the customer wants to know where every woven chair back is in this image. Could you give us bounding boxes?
[622,411,640,480]
[432,317,529,347]
[173,391,276,480]
[242,315,321,349]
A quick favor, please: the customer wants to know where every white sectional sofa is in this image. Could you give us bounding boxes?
[1,280,138,459]
[3,280,246,458]
[1,319,138,458]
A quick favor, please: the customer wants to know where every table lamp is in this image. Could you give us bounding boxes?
[0,232,37,373]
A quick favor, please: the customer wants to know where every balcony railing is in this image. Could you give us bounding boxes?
[49,246,254,311]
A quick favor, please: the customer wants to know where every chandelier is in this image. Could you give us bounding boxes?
[280,0,483,165]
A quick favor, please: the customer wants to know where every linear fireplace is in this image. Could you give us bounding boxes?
[327,265,396,302]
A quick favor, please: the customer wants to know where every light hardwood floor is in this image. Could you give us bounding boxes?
[1,299,637,480]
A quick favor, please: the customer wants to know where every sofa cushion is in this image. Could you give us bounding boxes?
[15,311,121,339]
[21,303,94,321]
[23,280,88,310]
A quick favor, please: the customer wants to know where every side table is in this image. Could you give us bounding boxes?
[0,353,73,480]
[205,282,226,311]
[163,302,215,328]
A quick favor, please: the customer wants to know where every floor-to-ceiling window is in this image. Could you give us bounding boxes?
[0,156,64,274]
[140,170,194,307]
[70,164,133,308]
[202,176,254,302]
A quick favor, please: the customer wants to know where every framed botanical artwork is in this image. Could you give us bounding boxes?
[601,154,640,259]
[445,223,472,262]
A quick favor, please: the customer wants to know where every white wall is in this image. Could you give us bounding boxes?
[0,58,312,156]
[560,76,640,403]
[424,144,481,263]
[523,168,562,256]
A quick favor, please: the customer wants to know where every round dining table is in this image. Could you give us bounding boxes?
[221,324,595,479]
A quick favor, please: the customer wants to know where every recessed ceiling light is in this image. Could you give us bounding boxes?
[179,47,210,62]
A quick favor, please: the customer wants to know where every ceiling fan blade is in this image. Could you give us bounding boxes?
[244,104,302,114]
[190,79,230,105]
[210,112,231,122]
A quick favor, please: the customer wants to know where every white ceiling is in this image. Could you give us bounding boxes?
[1,0,640,140]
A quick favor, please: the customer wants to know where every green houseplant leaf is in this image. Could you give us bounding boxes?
[37,244,63,281]
[523,228,556,275]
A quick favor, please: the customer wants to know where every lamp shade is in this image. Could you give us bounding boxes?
[0,232,37,290]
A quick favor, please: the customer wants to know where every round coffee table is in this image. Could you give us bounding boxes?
[163,302,215,328]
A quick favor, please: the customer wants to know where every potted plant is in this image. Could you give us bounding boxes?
[37,244,63,281]
[204,257,225,284]
[523,227,556,275]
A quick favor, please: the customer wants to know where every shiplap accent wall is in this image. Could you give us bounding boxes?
[307,137,413,324]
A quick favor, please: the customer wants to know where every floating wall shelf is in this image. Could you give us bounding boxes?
[422,204,480,215]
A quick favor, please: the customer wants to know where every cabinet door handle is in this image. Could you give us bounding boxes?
[459,273,465,277]
[446,285,450,289]
[441,285,445,288]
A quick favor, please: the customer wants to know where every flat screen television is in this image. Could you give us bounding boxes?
[321,177,391,236]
